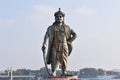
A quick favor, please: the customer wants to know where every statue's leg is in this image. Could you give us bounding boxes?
[61,61,67,75]
[61,44,68,75]
[51,47,59,76]
[51,61,59,76]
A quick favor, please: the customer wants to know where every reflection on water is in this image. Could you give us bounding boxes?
[80,78,120,80]
[79,75,120,80]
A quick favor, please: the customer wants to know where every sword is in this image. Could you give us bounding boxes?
[42,49,51,76]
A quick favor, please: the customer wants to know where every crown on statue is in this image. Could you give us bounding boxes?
[54,8,65,17]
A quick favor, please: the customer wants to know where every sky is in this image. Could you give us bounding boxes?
[0,0,120,71]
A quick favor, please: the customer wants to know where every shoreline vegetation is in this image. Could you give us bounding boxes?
[0,67,120,79]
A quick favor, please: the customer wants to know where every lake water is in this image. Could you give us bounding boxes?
[79,75,120,80]
[80,78,120,80]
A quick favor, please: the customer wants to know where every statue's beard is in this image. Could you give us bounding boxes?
[53,21,65,26]
[55,21,64,24]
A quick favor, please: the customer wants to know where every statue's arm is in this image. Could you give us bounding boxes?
[43,28,49,47]
[42,28,49,52]
[68,29,77,43]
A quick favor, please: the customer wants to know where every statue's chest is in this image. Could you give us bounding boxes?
[55,26,65,42]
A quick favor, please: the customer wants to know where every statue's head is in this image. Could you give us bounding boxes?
[54,8,65,23]
[54,8,65,17]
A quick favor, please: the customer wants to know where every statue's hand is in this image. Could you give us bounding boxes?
[67,41,71,45]
[42,45,46,53]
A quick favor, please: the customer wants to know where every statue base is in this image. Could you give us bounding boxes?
[40,75,78,80]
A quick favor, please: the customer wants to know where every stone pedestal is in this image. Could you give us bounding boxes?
[40,76,79,80]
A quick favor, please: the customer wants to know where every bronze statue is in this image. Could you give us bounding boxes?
[42,8,77,76]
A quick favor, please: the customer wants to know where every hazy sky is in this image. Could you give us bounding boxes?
[0,0,120,71]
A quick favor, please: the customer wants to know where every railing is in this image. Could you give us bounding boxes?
[0,75,35,78]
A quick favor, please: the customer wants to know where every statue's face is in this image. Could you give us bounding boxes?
[55,14,64,23]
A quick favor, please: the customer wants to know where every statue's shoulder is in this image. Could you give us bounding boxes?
[47,25,54,31]
[65,24,70,30]
[47,25,53,28]
[48,25,52,28]
[65,24,69,27]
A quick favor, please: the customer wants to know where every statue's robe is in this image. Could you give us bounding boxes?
[43,24,77,70]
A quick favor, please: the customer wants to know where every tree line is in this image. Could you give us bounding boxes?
[1,67,120,78]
